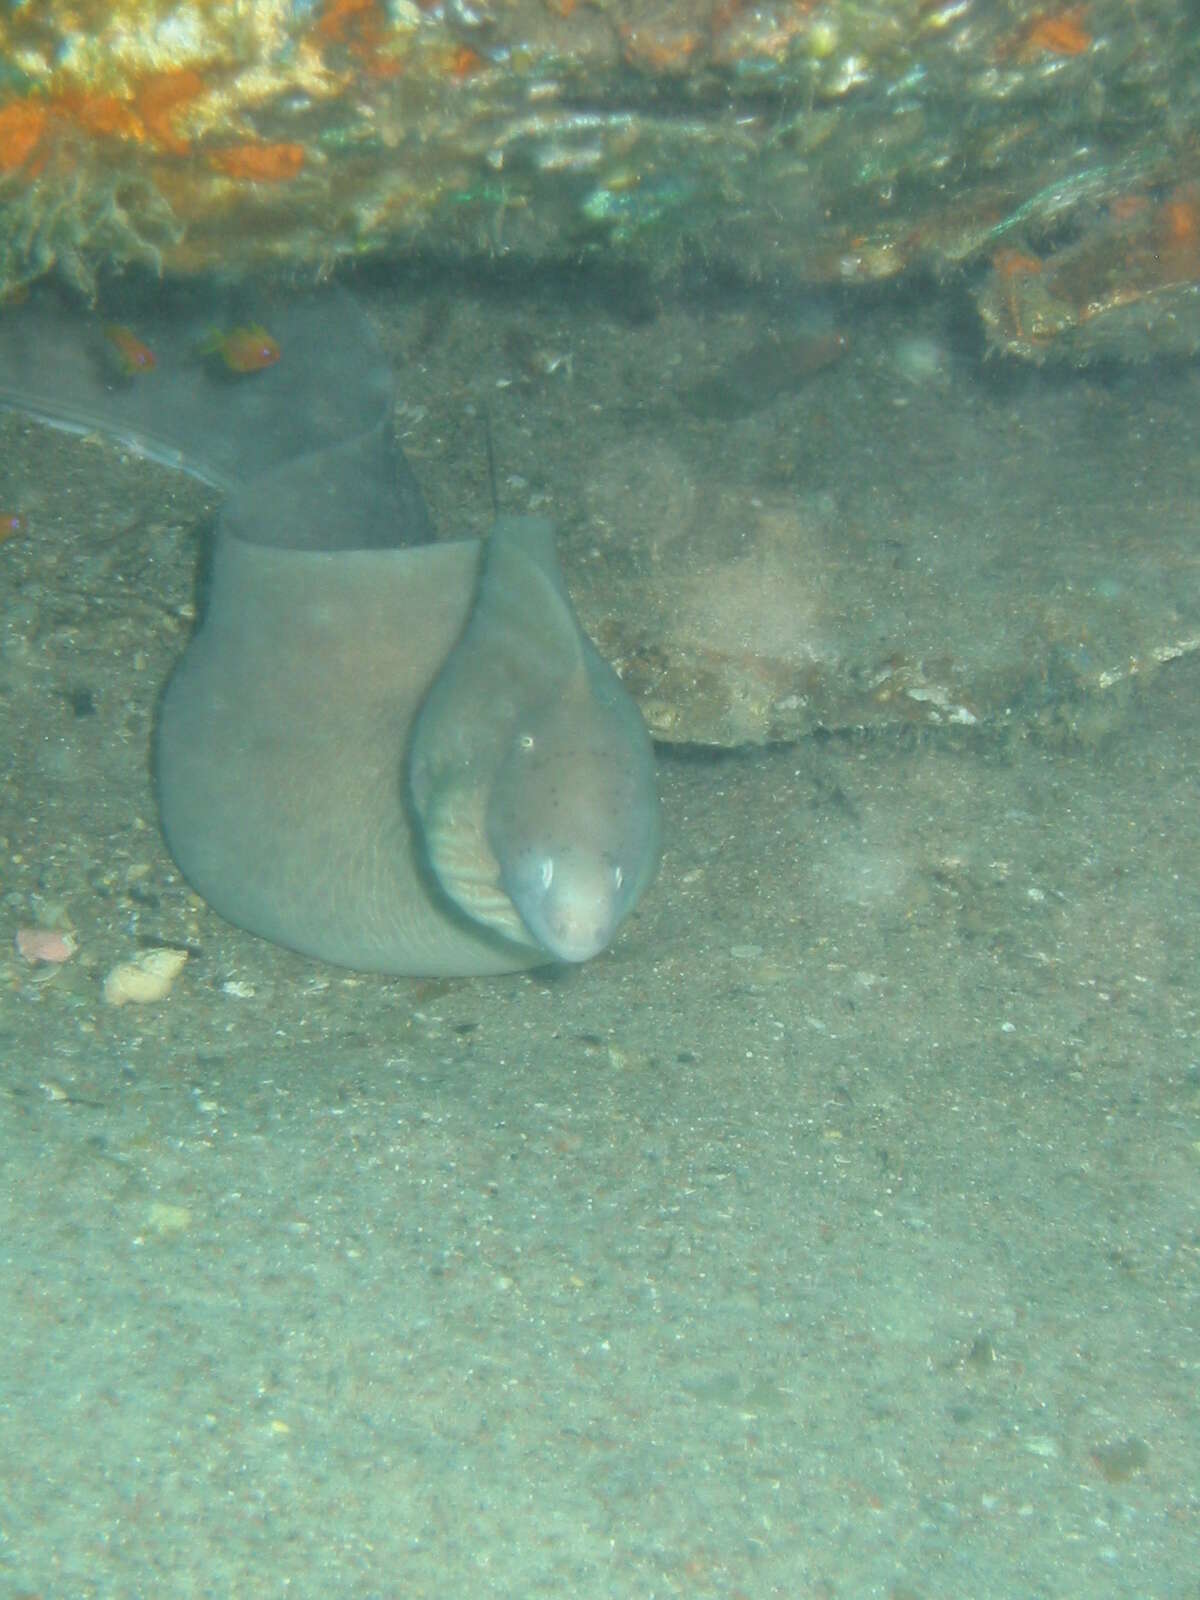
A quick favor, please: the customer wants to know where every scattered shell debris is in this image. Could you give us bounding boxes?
[220,977,257,999]
[102,945,188,1007]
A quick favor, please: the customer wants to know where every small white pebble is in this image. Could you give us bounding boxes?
[103,947,188,1006]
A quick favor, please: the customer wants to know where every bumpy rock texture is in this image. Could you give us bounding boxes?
[2,1,1199,363]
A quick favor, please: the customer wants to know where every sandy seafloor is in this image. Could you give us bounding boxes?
[0,266,1197,1600]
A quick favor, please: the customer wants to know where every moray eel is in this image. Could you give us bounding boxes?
[0,285,660,975]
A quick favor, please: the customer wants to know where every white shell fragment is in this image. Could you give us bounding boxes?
[102,946,188,1007]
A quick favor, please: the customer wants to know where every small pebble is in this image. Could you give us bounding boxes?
[103,946,188,1007]
[16,926,77,964]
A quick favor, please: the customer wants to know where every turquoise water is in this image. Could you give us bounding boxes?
[0,266,1196,1597]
